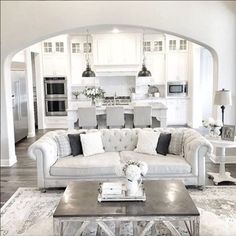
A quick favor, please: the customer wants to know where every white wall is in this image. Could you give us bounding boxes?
[1,1,236,165]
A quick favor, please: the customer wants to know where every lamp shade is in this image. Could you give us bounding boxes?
[214,89,232,106]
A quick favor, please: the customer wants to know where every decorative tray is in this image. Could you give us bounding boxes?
[97,182,146,202]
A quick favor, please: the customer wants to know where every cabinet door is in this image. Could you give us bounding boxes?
[53,55,67,76]
[71,54,86,85]
[146,53,165,84]
[167,99,188,125]
[166,52,188,81]
[93,34,141,66]
[43,55,55,76]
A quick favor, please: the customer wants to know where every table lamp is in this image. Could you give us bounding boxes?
[214,89,232,124]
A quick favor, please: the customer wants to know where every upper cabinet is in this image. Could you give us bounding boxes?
[42,35,68,76]
[92,33,141,66]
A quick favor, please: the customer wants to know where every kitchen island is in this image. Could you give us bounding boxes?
[67,103,167,129]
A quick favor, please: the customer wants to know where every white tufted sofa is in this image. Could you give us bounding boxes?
[28,128,212,189]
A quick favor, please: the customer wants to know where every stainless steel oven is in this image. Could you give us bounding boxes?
[45,98,67,116]
[44,77,67,98]
[167,81,188,97]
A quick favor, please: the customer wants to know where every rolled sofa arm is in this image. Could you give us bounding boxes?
[183,129,213,185]
[28,131,60,188]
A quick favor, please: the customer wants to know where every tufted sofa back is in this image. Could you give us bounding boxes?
[43,127,199,153]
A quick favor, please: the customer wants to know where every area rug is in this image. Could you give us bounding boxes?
[1,187,236,236]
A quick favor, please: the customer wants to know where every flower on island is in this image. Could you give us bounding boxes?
[122,161,148,182]
[82,87,105,100]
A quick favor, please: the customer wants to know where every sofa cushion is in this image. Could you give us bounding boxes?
[156,133,171,156]
[80,131,105,157]
[68,132,85,156]
[50,152,121,177]
[134,130,160,155]
[169,131,184,155]
[120,151,191,175]
[54,133,71,158]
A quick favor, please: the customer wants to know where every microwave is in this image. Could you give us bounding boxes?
[167,81,188,97]
[44,77,67,98]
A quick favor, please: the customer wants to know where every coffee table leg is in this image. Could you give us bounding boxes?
[53,218,63,236]
[192,217,200,236]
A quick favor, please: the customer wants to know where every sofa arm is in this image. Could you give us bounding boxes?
[183,130,213,185]
[28,135,58,188]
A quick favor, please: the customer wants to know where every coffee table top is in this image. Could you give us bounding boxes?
[53,180,199,218]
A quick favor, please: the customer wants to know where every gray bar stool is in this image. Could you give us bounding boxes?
[133,105,152,128]
[106,106,125,128]
[77,106,97,129]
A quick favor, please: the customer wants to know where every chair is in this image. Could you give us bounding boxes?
[77,106,97,129]
[133,105,152,128]
[106,106,125,128]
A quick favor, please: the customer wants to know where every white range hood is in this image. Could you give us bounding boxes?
[94,65,139,77]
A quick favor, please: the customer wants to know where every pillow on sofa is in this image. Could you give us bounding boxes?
[55,133,71,158]
[68,132,85,156]
[80,131,105,157]
[156,133,171,156]
[168,131,184,155]
[134,130,160,155]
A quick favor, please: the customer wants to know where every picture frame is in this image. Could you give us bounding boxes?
[221,125,235,141]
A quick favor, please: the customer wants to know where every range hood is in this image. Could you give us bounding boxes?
[94,65,139,77]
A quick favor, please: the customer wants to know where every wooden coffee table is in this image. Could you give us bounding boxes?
[53,180,200,236]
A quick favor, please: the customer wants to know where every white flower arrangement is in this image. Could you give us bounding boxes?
[122,161,148,182]
[202,117,223,137]
[82,87,105,100]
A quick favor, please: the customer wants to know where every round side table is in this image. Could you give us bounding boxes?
[207,138,236,185]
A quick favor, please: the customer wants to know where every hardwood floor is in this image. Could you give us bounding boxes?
[1,128,236,208]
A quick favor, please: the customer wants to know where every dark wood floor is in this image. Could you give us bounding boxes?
[1,128,236,208]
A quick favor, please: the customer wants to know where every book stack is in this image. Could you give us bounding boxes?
[101,182,124,199]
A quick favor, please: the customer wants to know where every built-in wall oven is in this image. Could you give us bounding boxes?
[44,77,67,116]
[45,98,67,116]
[44,77,67,98]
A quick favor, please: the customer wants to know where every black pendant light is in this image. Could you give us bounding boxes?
[138,32,151,77]
[82,30,96,77]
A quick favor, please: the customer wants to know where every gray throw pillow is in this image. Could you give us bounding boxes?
[168,131,184,155]
[55,133,71,158]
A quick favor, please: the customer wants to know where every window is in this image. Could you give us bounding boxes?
[169,40,176,50]
[44,42,52,53]
[153,41,163,51]
[143,41,151,52]
[72,43,80,53]
[180,40,187,50]
[83,43,92,53]
[55,42,64,53]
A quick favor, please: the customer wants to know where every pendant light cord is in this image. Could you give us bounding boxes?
[86,29,89,65]
[142,30,145,65]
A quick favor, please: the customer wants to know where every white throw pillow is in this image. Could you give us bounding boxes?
[134,130,160,155]
[80,131,105,157]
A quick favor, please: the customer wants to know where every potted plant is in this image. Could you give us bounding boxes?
[82,87,105,105]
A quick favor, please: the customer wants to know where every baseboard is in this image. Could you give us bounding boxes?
[1,155,17,167]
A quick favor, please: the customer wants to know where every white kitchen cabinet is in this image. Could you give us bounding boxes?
[93,33,141,66]
[145,53,165,84]
[42,55,67,76]
[166,52,188,82]
[167,98,189,125]
[42,35,68,76]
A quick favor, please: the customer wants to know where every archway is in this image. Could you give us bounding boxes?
[1,24,218,166]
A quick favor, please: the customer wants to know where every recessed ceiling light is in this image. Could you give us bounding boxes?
[112,28,120,33]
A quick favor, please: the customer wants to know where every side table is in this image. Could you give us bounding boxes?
[207,138,236,185]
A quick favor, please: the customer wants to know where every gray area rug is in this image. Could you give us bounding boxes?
[1,187,236,236]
